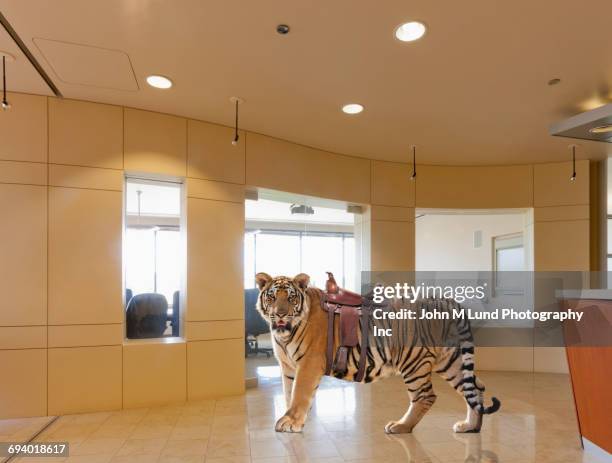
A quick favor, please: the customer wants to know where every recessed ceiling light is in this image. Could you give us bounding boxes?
[342,103,364,114]
[589,124,612,134]
[146,75,172,89]
[395,21,427,42]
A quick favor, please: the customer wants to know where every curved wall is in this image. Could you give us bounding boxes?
[0,93,594,418]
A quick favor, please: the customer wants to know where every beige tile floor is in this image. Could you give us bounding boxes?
[1,360,606,463]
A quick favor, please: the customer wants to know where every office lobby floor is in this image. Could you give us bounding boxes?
[1,363,603,463]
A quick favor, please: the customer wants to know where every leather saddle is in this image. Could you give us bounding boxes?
[321,272,370,382]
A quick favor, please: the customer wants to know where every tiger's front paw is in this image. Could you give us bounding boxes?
[275,414,304,433]
[384,420,414,434]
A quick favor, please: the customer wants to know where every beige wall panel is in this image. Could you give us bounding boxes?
[0,349,47,419]
[0,184,47,326]
[49,164,123,191]
[370,205,414,222]
[48,346,122,415]
[48,187,122,325]
[0,160,46,185]
[534,205,589,222]
[475,347,534,372]
[187,198,243,321]
[185,320,243,341]
[371,161,415,207]
[187,339,244,400]
[416,165,533,208]
[48,324,123,348]
[0,93,47,162]
[533,347,569,374]
[188,120,245,184]
[0,327,46,349]
[49,99,123,169]
[534,220,590,271]
[124,108,187,176]
[123,341,186,408]
[246,133,370,204]
[533,160,589,207]
[187,177,244,203]
[370,220,415,271]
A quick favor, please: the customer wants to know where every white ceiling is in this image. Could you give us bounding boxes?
[1,0,611,165]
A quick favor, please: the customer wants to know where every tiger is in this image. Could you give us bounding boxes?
[255,272,501,434]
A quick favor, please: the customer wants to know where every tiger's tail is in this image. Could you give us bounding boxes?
[459,336,501,415]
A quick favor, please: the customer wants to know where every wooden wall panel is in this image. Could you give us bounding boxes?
[188,120,245,184]
[0,160,47,185]
[0,93,47,163]
[187,339,244,400]
[187,197,244,321]
[48,187,122,325]
[0,184,47,326]
[48,346,122,415]
[49,98,123,169]
[0,349,47,419]
[371,160,416,207]
[246,133,371,204]
[124,108,187,176]
[416,164,533,208]
[534,160,589,207]
[123,342,187,408]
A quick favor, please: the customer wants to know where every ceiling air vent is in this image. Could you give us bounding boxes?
[550,103,612,143]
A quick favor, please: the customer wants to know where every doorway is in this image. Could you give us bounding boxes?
[243,189,357,380]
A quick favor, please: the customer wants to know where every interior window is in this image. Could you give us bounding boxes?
[493,233,524,295]
[244,230,355,291]
[124,178,184,339]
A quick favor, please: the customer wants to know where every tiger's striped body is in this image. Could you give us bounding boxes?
[255,273,500,434]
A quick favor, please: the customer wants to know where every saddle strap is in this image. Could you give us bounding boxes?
[324,294,335,376]
[355,308,370,382]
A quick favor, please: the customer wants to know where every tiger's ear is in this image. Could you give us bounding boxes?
[255,272,272,290]
[293,273,310,290]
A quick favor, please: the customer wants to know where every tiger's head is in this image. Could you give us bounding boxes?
[255,272,311,337]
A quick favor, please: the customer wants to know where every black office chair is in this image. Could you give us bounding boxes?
[171,291,180,337]
[126,293,168,339]
[125,288,133,308]
[244,288,273,357]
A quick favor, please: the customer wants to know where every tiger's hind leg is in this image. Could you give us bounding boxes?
[435,350,483,433]
[385,362,436,434]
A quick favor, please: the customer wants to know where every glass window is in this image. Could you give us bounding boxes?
[244,231,355,291]
[493,233,524,295]
[124,178,184,339]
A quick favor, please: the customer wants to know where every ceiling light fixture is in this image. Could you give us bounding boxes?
[146,75,172,89]
[410,145,417,180]
[589,124,612,134]
[2,55,11,110]
[276,24,290,35]
[569,144,578,182]
[342,103,364,115]
[395,21,427,42]
[230,96,244,145]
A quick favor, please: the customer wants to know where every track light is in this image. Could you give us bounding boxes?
[2,55,10,111]
[569,144,577,182]
[230,96,243,146]
[410,145,417,180]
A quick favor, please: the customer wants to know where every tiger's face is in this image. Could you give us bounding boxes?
[255,273,310,337]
